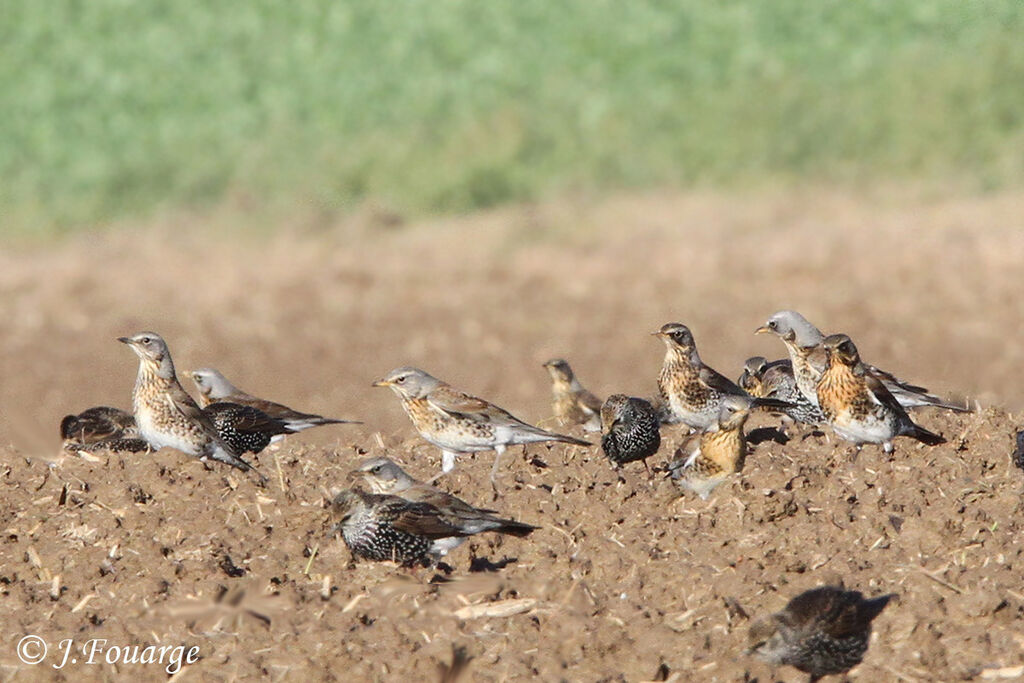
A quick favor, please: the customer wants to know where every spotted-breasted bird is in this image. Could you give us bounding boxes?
[190,367,359,434]
[655,323,792,430]
[373,367,589,484]
[738,356,825,426]
[350,457,537,549]
[816,334,945,453]
[542,359,602,432]
[599,394,661,468]
[203,402,294,455]
[756,310,968,412]
[60,406,138,445]
[667,395,751,499]
[119,333,260,477]
[747,585,894,682]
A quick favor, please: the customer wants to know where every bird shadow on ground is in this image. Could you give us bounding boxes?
[468,556,519,573]
[747,427,790,446]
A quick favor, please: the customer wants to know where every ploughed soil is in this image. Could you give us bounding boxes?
[1,188,1024,682]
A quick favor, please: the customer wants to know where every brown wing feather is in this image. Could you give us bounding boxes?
[700,366,747,396]
[166,384,225,438]
[579,389,603,414]
[386,500,469,539]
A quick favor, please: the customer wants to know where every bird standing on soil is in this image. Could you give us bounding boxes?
[599,394,661,468]
[655,323,791,429]
[756,310,967,412]
[119,333,260,477]
[331,487,533,566]
[203,402,294,455]
[816,334,945,453]
[738,356,825,426]
[747,585,894,682]
[190,367,360,433]
[667,395,751,499]
[542,359,602,432]
[350,457,537,545]
[373,367,589,485]
[60,406,139,444]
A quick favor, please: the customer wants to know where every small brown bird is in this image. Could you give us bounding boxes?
[599,394,661,468]
[756,310,968,412]
[542,359,602,432]
[190,367,359,434]
[350,457,537,547]
[656,323,790,429]
[60,406,138,444]
[747,585,894,682]
[119,333,260,477]
[374,367,589,484]
[817,334,945,453]
[738,356,825,426]
[667,395,751,499]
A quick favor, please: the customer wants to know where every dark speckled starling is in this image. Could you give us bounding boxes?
[542,359,602,432]
[756,310,968,413]
[747,585,894,682]
[599,394,661,468]
[350,457,537,548]
[817,334,945,453]
[60,407,138,444]
[1013,431,1024,471]
[190,367,360,433]
[330,488,477,566]
[203,401,294,455]
[738,357,825,426]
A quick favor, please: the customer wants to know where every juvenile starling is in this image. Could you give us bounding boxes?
[816,334,945,453]
[599,394,661,468]
[203,402,295,455]
[190,367,359,433]
[655,323,791,430]
[756,310,968,412]
[119,333,260,477]
[667,395,751,499]
[542,359,602,432]
[738,357,825,426]
[60,407,138,444]
[373,367,590,484]
[747,585,894,682]
[350,457,538,545]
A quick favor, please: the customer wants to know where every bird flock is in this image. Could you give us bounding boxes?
[58,309,973,681]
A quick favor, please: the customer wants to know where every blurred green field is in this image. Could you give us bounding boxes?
[2,0,1022,235]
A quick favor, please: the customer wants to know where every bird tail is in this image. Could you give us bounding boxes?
[905,423,945,446]
[286,416,362,430]
[212,443,266,481]
[551,432,591,447]
[859,593,896,625]
[751,397,797,412]
[494,519,539,537]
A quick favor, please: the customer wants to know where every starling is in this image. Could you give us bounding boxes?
[65,437,151,454]
[203,401,295,455]
[667,395,751,499]
[189,367,360,433]
[331,488,490,566]
[757,310,968,412]
[655,323,792,429]
[542,359,602,432]
[599,394,661,468]
[747,585,894,682]
[738,356,825,426]
[1013,430,1024,472]
[350,457,537,545]
[60,406,138,444]
[119,332,261,477]
[373,367,589,484]
[817,334,945,453]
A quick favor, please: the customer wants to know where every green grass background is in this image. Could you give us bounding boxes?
[2,1,1022,234]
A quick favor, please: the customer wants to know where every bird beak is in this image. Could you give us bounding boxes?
[345,468,364,482]
[651,331,666,338]
[754,325,771,335]
[117,336,133,345]
[372,379,391,387]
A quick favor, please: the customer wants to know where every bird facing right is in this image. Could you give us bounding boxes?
[747,585,895,682]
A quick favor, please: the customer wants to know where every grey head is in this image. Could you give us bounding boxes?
[373,366,442,399]
[350,457,417,494]
[717,395,753,430]
[757,311,825,348]
[118,332,175,378]
[189,367,241,401]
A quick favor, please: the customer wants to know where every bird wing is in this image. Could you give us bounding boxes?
[699,366,748,396]
[427,385,520,424]
[579,389,603,415]
[165,384,223,436]
[206,402,294,435]
[386,499,470,539]
[862,366,910,416]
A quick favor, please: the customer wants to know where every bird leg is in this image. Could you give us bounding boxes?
[489,445,507,497]
[441,450,457,473]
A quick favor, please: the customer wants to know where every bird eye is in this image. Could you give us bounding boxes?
[141,336,151,344]
[768,321,777,330]
[371,465,382,473]
[396,376,406,384]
